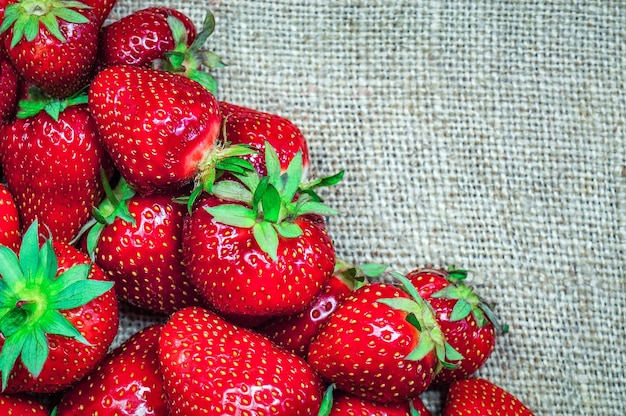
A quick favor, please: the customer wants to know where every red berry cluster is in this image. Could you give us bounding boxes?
[0,2,535,414]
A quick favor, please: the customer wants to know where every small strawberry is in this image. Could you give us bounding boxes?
[318,386,432,416]
[89,65,241,196]
[0,184,20,251]
[158,306,325,415]
[0,220,118,393]
[407,267,506,387]
[0,0,99,98]
[183,144,338,322]
[257,260,386,358]
[79,176,207,314]
[219,101,311,176]
[442,378,535,415]
[0,392,49,415]
[0,92,114,243]
[0,51,18,124]
[54,323,168,416]
[98,7,197,69]
[307,273,463,404]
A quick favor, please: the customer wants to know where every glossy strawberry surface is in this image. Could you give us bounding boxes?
[55,324,168,416]
[0,104,113,243]
[183,193,335,320]
[88,65,221,195]
[158,306,325,415]
[0,393,49,415]
[0,183,20,251]
[0,52,18,124]
[442,378,535,415]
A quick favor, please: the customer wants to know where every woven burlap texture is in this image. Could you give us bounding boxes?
[108,1,625,415]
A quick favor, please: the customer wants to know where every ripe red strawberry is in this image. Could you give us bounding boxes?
[0,51,18,124]
[407,267,505,387]
[0,97,113,244]
[158,306,325,415]
[54,323,168,416]
[307,274,462,404]
[0,220,118,393]
[0,0,99,98]
[82,177,208,314]
[89,65,227,196]
[319,388,432,416]
[81,0,117,27]
[0,184,20,251]
[0,392,49,415]
[257,261,386,358]
[442,378,535,415]
[219,101,311,176]
[183,144,337,322]
[98,7,196,68]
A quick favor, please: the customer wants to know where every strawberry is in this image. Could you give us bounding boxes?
[80,176,207,314]
[0,220,118,393]
[407,267,506,387]
[182,144,337,322]
[0,184,20,251]
[0,392,49,415]
[89,65,233,196]
[219,101,311,176]
[81,0,116,27]
[98,7,196,69]
[0,94,113,243]
[0,51,18,124]
[442,377,535,415]
[319,387,432,416]
[0,0,99,98]
[257,260,386,358]
[54,323,168,416]
[158,306,325,415]
[307,273,463,404]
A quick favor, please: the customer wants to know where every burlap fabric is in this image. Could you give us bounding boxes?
[107,1,625,415]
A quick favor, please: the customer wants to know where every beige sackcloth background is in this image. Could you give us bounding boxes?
[106,1,625,415]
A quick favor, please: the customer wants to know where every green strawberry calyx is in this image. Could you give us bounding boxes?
[205,141,342,262]
[430,266,508,334]
[17,85,88,120]
[0,220,114,391]
[0,0,92,48]
[377,272,464,371]
[70,170,137,260]
[333,258,387,291]
[154,11,225,95]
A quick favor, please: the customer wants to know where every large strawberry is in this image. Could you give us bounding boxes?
[0,51,18,124]
[407,267,506,387]
[183,144,337,322]
[0,184,19,251]
[442,378,535,415]
[0,220,118,393]
[0,93,113,243]
[158,306,325,415]
[80,176,207,314]
[219,101,311,176]
[307,274,462,404]
[98,7,197,69]
[0,392,49,415]
[89,65,242,196]
[0,0,99,98]
[319,387,432,416]
[257,260,386,358]
[54,323,168,416]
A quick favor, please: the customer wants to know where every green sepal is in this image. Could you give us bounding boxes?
[21,326,48,378]
[282,151,303,204]
[405,332,435,361]
[188,69,218,95]
[40,309,89,345]
[377,297,423,316]
[253,222,279,262]
[0,246,24,293]
[449,298,472,322]
[260,183,281,223]
[299,170,345,202]
[17,86,88,120]
[205,204,257,228]
[274,222,303,239]
[19,218,40,282]
[0,331,27,390]
[409,400,422,416]
[211,180,254,205]
[358,263,388,278]
[167,15,188,54]
[50,407,58,416]
[317,384,335,416]
[51,278,113,310]
[0,5,20,35]
[293,198,340,217]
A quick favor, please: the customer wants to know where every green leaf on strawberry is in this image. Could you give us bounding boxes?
[0,220,113,391]
[207,141,340,261]
[378,272,464,371]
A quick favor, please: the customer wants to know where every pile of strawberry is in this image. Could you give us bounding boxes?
[0,1,537,415]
